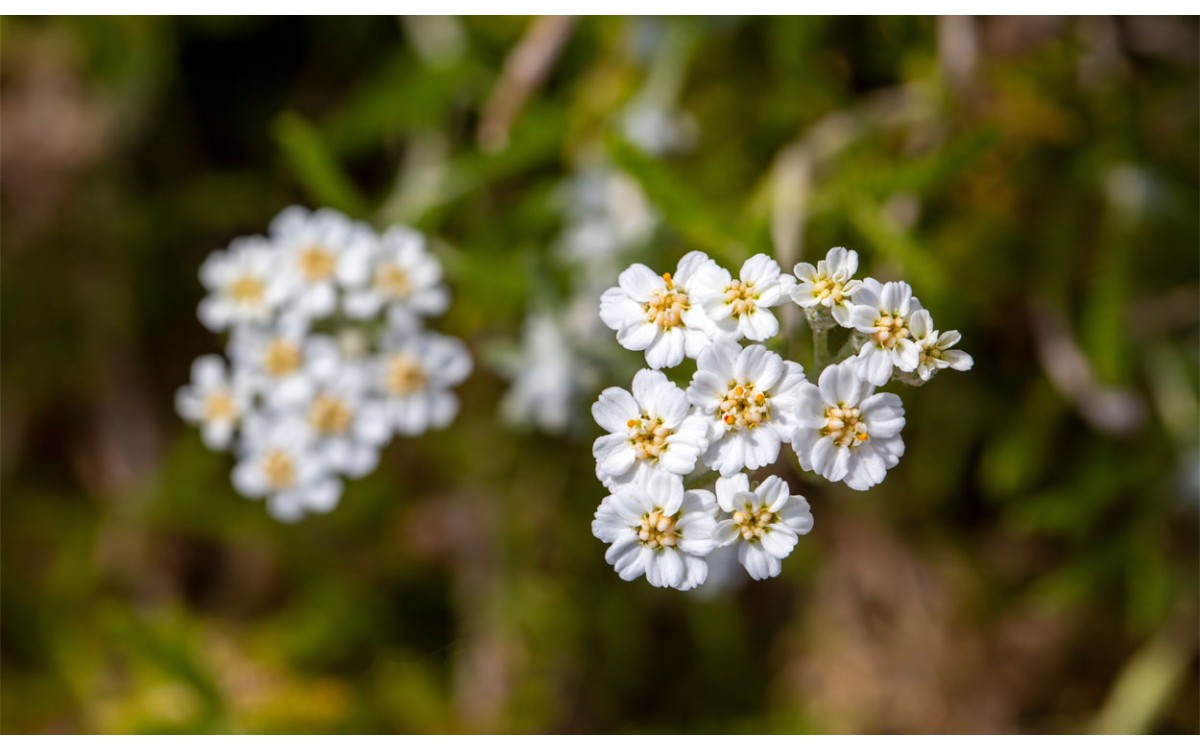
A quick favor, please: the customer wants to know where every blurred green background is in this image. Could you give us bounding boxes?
[2,16,1198,733]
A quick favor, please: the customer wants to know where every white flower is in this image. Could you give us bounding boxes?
[591,472,718,591]
[197,237,288,331]
[712,474,813,580]
[619,103,698,157]
[343,225,449,332]
[848,278,923,386]
[686,341,806,476]
[792,361,906,491]
[374,332,472,436]
[301,359,392,479]
[497,311,594,434]
[232,415,342,522]
[909,310,974,381]
[689,254,792,342]
[269,206,375,322]
[176,355,251,449]
[591,369,709,489]
[557,167,656,268]
[228,322,332,409]
[599,252,721,369]
[790,246,863,327]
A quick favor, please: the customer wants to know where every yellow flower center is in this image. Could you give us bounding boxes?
[718,382,769,431]
[373,263,411,299]
[871,314,910,349]
[732,504,778,543]
[810,276,848,305]
[229,275,265,305]
[204,390,238,421]
[262,450,296,490]
[263,339,302,377]
[626,415,671,462]
[821,405,869,448]
[644,273,689,330]
[638,508,680,550]
[724,280,758,317]
[298,246,336,282]
[308,393,353,435]
[386,354,427,396]
[919,344,943,369]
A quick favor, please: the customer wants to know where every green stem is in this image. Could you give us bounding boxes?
[812,326,830,371]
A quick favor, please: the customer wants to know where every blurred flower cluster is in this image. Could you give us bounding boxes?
[177,207,471,521]
[592,246,972,589]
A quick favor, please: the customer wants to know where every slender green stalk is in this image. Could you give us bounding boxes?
[812,325,830,371]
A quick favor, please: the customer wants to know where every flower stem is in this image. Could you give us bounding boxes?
[812,326,830,370]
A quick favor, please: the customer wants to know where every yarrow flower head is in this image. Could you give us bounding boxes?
[590,245,970,591]
[908,310,974,382]
[179,206,471,522]
[849,279,923,386]
[344,225,449,332]
[592,473,718,591]
[197,238,289,332]
[790,246,863,328]
[713,474,813,580]
[176,355,252,450]
[689,254,792,342]
[793,361,906,491]
[269,206,375,323]
[686,341,806,477]
[373,331,472,436]
[592,369,709,489]
[233,415,342,523]
[599,251,721,369]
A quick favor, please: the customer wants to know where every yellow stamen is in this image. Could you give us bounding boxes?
[229,276,265,305]
[298,246,336,282]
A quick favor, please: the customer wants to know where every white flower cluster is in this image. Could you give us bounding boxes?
[591,247,972,589]
[177,207,471,522]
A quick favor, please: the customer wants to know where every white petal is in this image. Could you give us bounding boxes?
[738,544,781,580]
[739,254,780,286]
[617,264,663,302]
[645,327,686,368]
[592,387,639,433]
[714,473,751,512]
[943,350,974,371]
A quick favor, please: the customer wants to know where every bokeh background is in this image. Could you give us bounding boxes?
[2,16,1198,733]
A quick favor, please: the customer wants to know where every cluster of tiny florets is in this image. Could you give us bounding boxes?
[176,206,471,522]
[591,247,972,590]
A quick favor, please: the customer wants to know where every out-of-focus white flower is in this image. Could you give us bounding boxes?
[686,341,806,476]
[176,355,251,450]
[591,472,717,591]
[909,310,974,382]
[228,322,331,410]
[591,369,709,489]
[186,210,470,522]
[558,167,657,269]
[232,415,342,523]
[712,474,813,580]
[690,254,792,342]
[269,206,374,322]
[849,279,922,386]
[619,103,698,157]
[790,247,863,328]
[498,311,592,434]
[197,238,288,331]
[374,332,472,436]
[343,225,449,332]
[599,251,721,369]
[301,359,392,479]
[793,361,906,491]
